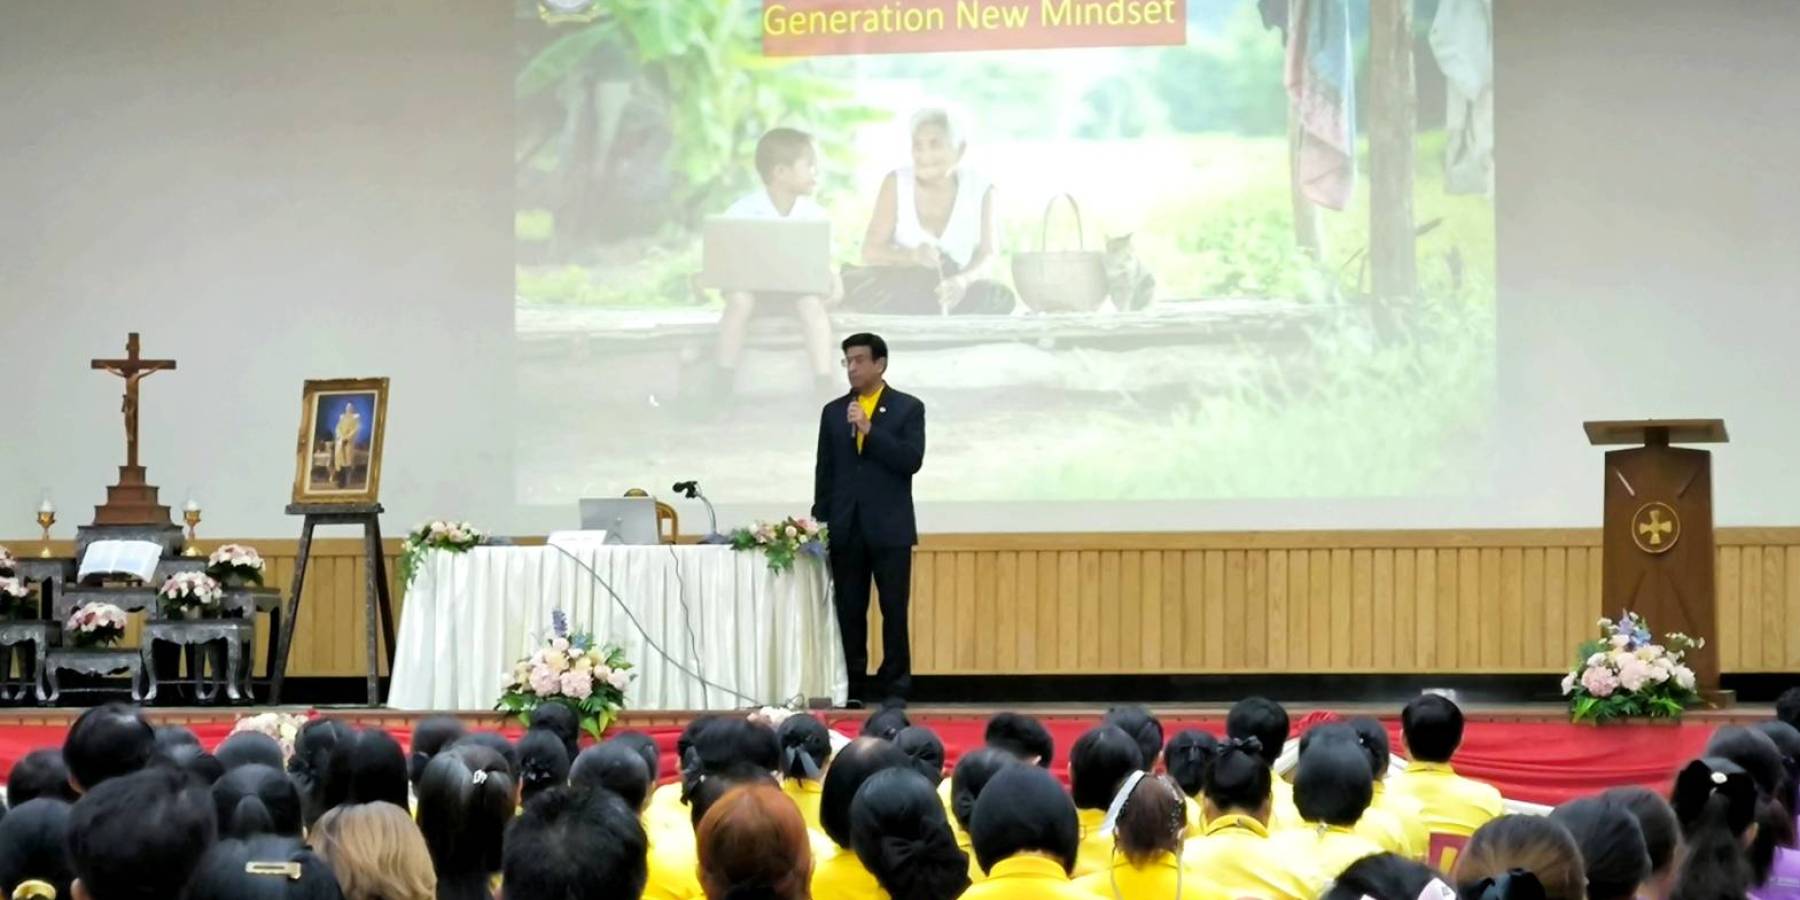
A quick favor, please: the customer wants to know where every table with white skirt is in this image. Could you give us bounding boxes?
[388,544,848,711]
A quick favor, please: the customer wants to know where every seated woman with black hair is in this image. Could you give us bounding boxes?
[644,717,717,841]
[949,748,1019,887]
[408,716,467,788]
[6,749,78,806]
[0,799,74,900]
[895,726,947,786]
[1343,717,1427,860]
[777,713,834,833]
[571,743,653,813]
[1547,795,1650,900]
[1180,738,1323,900]
[1068,726,1146,877]
[961,766,1093,900]
[213,764,305,840]
[1318,854,1450,900]
[850,768,971,900]
[814,737,911,900]
[1271,741,1386,881]
[1071,773,1196,900]
[1600,786,1681,900]
[1162,729,1217,836]
[1224,697,1303,830]
[1452,814,1586,900]
[517,729,572,808]
[1705,724,1798,895]
[416,744,516,900]
[1666,756,1762,900]
[183,836,346,900]
[1299,723,1421,861]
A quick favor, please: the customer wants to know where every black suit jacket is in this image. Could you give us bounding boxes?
[811,385,924,548]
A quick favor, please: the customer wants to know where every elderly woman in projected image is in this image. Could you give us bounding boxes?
[330,401,362,486]
[853,106,1015,315]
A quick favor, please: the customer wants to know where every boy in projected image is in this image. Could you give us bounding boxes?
[711,127,842,399]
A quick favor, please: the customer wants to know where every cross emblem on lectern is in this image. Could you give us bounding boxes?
[1631,502,1680,554]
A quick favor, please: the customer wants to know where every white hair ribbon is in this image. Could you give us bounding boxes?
[1098,769,1149,837]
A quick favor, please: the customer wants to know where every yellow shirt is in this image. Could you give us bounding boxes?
[1181,814,1324,900]
[1389,762,1503,872]
[1183,795,1205,836]
[954,823,988,886]
[784,777,825,835]
[812,842,889,900]
[964,854,1096,900]
[1365,782,1429,860]
[642,829,703,900]
[855,385,884,453]
[644,782,690,841]
[1073,807,1119,878]
[1073,851,1196,900]
[1270,824,1385,883]
[1269,773,1303,831]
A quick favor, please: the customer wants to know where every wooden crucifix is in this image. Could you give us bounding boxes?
[91,333,176,469]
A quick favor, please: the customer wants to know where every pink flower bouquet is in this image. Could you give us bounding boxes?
[495,609,632,739]
[1563,611,1701,724]
[67,602,128,648]
[728,516,828,575]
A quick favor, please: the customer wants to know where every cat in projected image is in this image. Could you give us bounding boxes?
[1104,233,1155,311]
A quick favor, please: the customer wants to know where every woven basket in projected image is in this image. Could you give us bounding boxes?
[1010,193,1108,313]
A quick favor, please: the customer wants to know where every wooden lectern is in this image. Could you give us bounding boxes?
[1585,419,1728,695]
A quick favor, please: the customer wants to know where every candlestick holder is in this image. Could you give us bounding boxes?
[183,507,202,557]
[36,510,55,558]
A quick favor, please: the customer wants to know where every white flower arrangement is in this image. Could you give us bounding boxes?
[159,571,225,617]
[400,519,484,587]
[0,546,16,575]
[229,712,308,760]
[67,602,128,648]
[1563,611,1701,723]
[497,609,632,739]
[206,544,266,587]
[728,516,828,574]
[0,577,31,617]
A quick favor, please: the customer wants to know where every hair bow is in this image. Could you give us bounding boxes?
[1672,758,1756,834]
[784,744,821,780]
[1220,736,1262,758]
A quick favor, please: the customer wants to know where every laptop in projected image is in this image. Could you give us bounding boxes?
[697,217,833,295]
[576,497,661,546]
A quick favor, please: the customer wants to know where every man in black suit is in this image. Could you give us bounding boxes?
[812,332,924,703]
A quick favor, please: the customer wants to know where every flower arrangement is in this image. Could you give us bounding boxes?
[159,572,225,617]
[0,546,15,576]
[0,577,32,618]
[496,610,632,739]
[67,602,128,648]
[206,544,265,587]
[728,516,828,575]
[400,520,484,587]
[229,711,309,760]
[1563,611,1701,724]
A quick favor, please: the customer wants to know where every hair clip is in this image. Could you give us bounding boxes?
[472,770,489,785]
[1712,771,1728,785]
[12,880,57,900]
[246,862,303,881]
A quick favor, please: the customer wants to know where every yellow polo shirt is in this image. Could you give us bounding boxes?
[964,854,1096,900]
[1181,813,1323,900]
[783,777,825,835]
[812,842,888,900]
[1073,851,1195,900]
[642,830,703,900]
[1073,807,1117,877]
[1389,762,1503,836]
[1269,773,1303,830]
[644,782,690,840]
[1365,781,1429,860]
[953,821,988,886]
[1270,824,1385,883]
[855,386,883,453]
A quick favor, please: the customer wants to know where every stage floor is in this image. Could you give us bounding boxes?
[0,702,1770,807]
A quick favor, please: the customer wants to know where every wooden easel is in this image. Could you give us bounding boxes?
[271,503,396,706]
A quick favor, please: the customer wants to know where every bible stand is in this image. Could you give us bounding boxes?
[270,503,396,706]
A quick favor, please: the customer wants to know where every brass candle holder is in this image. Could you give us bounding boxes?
[36,509,55,558]
[183,506,203,557]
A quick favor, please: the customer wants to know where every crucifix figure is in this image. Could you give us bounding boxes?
[91,333,177,469]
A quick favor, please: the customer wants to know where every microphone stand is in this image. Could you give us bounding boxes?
[695,487,728,544]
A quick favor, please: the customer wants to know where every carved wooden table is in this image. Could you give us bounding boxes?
[140,619,255,703]
[0,622,56,702]
[44,648,144,703]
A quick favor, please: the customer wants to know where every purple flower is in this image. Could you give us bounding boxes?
[551,609,568,638]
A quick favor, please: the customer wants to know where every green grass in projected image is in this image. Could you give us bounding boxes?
[511,0,1497,504]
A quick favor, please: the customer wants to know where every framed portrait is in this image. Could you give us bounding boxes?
[292,377,390,504]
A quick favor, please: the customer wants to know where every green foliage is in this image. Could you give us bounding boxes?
[516,209,555,244]
[728,517,829,575]
[1149,4,1288,136]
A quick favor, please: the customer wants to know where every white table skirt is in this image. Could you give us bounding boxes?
[388,545,848,711]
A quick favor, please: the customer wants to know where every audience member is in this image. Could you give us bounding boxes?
[66,766,217,900]
[1181,737,1322,899]
[1548,795,1650,900]
[1161,729,1217,834]
[326,728,411,812]
[0,799,73,899]
[1669,757,1759,900]
[605,731,663,785]
[1319,853,1450,900]
[696,785,812,900]
[1602,786,1681,900]
[984,713,1055,768]
[451,732,519,779]
[291,718,356,828]
[154,724,200,751]
[1274,740,1384,880]
[645,716,716,837]
[1224,697,1300,829]
[962,766,1088,900]
[1452,814,1585,900]
[850,768,970,900]
[815,737,910,900]
[1068,725,1145,876]
[309,802,437,900]
[183,836,345,900]
[776,713,833,831]
[571,743,653,812]
[503,787,648,900]
[527,703,582,762]
[63,702,156,793]
[895,726,946,786]
[517,729,573,808]
[948,748,1017,885]
[154,742,226,786]
[7,748,77,806]
[213,763,305,839]
[1072,772,1193,900]
[1103,706,1165,770]
[1298,723,1418,860]
[861,704,912,742]
[1391,693,1503,869]
[1345,717,1428,858]
[416,744,515,900]
[1704,724,1796,887]
[216,731,287,773]
[408,716,468,786]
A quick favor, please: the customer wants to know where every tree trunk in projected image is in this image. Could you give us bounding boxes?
[1369,0,1418,300]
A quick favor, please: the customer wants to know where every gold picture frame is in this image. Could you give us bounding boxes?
[292,378,390,504]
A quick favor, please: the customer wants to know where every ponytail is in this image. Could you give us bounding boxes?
[1670,758,1756,900]
[225,796,276,840]
[776,715,831,781]
[1203,737,1271,816]
[1162,730,1217,799]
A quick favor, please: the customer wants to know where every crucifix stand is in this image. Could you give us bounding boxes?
[271,503,396,706]
[89,333,178,528]
[1586,419,1730,700]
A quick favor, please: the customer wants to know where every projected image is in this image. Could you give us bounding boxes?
[514,0,1495,505]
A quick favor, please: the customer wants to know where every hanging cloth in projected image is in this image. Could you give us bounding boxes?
[1430,0,1495,195]
[1285,0,1356,210]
